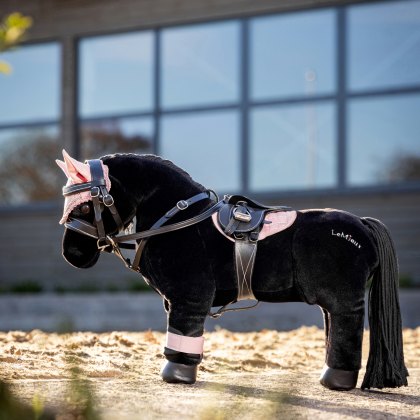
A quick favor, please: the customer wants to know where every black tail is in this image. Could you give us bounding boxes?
[361,217,408,389]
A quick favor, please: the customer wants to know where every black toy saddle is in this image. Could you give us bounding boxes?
[217,195,292,301]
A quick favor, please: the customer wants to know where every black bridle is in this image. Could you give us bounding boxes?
[62,159,222,273]
[63,159,124,245]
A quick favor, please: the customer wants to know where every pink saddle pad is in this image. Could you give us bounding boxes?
[212,210,297,242]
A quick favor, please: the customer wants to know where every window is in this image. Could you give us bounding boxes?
[0,43,61,205]
[0,126,60,205]
[249,9,337,192]
[348,94,420,186]
[348,0,420,91]
[161,22,240,108]
[161,111,240,191]
[80,117,154,160]
[250,103,336,191]
[250,10,336,100]
[0,43,60,124]
[347,0,420,187]
[79,32,154,117]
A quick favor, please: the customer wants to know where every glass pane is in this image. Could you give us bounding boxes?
[250,103,336,191]
[0,126,61,205]
[80,117,154,160]
[250,10,336,100]
[160,111,240,191]
[161,21,240,108]
[348,0,420,91]
[348,94,420,185]
[0,43,60,124]
[79,32,154,117]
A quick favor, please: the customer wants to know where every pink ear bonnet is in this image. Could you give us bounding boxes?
[56,150,111,224]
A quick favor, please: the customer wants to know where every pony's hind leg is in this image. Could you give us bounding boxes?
[320,311,364,390]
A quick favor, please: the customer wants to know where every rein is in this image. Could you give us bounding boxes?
[63,159,222,272]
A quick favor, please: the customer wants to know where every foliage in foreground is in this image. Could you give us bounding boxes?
[0,12,33,74]
[0,352,101,420]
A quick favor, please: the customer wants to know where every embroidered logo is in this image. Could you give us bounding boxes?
[331,229,362,249]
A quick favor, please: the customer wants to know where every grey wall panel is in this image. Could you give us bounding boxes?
[1,191,419,290]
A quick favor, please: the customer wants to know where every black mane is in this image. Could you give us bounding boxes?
[101,153,206,191]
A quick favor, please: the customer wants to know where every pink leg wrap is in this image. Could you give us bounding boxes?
[166,332,204,355]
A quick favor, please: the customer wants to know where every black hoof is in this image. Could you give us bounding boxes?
[320,365,358,390]
[161,361,198,384]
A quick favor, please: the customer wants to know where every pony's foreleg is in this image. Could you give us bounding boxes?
[161,300,209,384]
[320,311,364,390]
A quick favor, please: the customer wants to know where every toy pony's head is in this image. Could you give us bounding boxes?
[56,150,133,269]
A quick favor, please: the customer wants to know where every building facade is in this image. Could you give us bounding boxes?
[0,0,419,291]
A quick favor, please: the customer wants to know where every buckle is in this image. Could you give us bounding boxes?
[97,237,110,251]
[103,194,114,207]
[97,235,116,251]
[233,207,252,223]
[91,186,100,198]
[177,200,189,210]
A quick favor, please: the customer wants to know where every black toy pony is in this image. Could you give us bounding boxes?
[56,150,408,391]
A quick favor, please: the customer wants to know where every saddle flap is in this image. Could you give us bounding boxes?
[218,202,266,234]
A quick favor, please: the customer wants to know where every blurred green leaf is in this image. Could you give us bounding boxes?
[6,12,33,29]
[0,60,11,74]
[0,12,32,74]
[32,393,45,420]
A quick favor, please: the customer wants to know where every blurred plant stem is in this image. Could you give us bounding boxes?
[0,12,33,74]
[0,379,53,420]
[59,354,102,420]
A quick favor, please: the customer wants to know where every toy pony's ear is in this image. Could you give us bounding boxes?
[56,149,91,183]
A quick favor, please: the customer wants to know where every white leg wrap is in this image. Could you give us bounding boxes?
[165,331,204,355]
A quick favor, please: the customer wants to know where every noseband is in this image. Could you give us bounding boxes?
[62,159,222,272]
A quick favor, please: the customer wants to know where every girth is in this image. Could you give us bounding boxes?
[217,195,292,302]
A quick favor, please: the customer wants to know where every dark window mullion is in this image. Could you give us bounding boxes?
[337,6,347,189]
[73,37,82,160]
[241,18,250,194]
[154,29,161,155]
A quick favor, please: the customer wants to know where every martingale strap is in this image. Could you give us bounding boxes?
[116,194,223,271]
[130,191,214,271]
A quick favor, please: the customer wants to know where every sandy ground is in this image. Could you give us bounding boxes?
[0,327,419,419]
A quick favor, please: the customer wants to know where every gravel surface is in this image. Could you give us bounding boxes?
[0,327,418,419]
